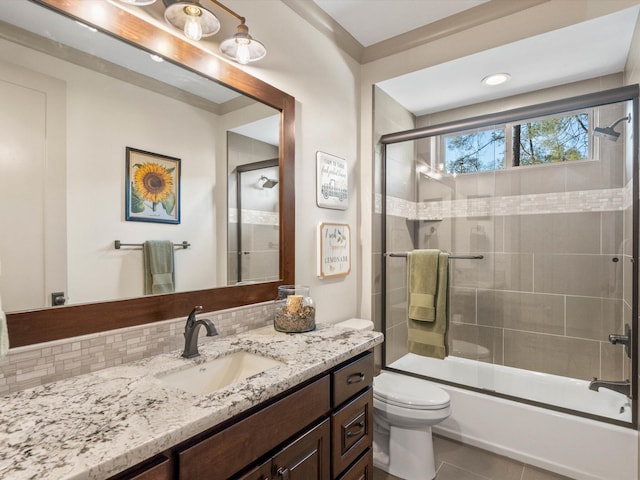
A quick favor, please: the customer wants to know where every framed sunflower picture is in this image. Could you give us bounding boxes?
[125,147,180,224]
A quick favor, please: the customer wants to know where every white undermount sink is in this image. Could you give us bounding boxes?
[156,351,284,395]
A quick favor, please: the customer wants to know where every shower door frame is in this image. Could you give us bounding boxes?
[234,158,279,283]
[379,84,640,428]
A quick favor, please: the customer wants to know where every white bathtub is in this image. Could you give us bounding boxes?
[389,353,638,480]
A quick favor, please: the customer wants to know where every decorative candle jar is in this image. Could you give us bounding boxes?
[274,285,316,333]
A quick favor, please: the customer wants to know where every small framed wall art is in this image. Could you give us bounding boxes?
[125,147,181,224]
[317,222,351,279]
[316,151,348,210]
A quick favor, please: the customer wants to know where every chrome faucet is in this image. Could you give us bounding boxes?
[589,378,631,397]
[608,324,632,359]
[182,305,218,358]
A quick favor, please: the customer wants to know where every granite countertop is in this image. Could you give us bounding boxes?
[0,323,383,480]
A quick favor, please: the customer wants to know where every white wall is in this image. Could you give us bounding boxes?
[0,41,221,306]
[66,66,220,303]
[225,1,362,323]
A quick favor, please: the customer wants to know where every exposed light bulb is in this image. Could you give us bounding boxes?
[236,41,251,65]
[183,10,203,41]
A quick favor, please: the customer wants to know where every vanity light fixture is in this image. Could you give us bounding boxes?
[114,0,267,63]
[481,72,511,86]
[220,21,267,64]
[164,1,220,41]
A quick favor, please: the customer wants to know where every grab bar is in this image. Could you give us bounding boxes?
[386,252,483,260]
[114,240,191,249]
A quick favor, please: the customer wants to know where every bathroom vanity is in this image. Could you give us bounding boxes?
[0,324,382,480]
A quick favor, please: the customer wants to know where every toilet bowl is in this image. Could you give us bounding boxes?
[373,371,451,480]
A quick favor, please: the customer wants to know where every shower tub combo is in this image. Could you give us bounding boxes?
[390,353,636,480]
[378,85,640,480]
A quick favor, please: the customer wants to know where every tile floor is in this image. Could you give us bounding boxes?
[372,434,573,480]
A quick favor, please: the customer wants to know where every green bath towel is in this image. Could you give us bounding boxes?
[407,249,449,359]
[143,240,175,294]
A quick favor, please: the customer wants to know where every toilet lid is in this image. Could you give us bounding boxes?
[374,371,450,410]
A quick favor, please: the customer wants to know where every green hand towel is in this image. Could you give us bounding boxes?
[407,249,440,322]
[407,250,449,359]
[143,240,175,294]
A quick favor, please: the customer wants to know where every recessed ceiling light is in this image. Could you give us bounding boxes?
[149,54,164,62]
[481,73,511,86]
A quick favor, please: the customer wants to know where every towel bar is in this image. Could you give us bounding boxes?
[386,252,483,260]
[114,240,191,249]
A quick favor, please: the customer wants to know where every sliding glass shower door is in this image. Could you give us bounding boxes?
[379,87,637,426]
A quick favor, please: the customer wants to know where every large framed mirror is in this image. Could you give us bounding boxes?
[2,0,295,347]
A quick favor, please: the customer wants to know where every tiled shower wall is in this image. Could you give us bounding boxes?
[376,77,634,383]
[0,302,272,396]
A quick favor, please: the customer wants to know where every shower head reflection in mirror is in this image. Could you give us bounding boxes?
[259,176,279,189]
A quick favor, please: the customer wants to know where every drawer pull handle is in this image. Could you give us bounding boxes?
[277,467,289,479]
[346,421,365,437]
[347,372,365,384]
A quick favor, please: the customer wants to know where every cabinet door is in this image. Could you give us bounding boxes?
[331,388,373,477]
[271,419,330,480]
[237,460,271,480]
[337,450,373,480]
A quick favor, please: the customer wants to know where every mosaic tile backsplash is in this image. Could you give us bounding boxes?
[0,302,273,396]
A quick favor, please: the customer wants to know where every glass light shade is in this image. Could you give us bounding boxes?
[164,1,220,39]
[220,24,266,64]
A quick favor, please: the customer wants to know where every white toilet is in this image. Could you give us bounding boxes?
[372,371,451,480]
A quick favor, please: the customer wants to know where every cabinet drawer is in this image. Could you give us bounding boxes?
[337,449,373,480]
[178,375,330,480]
[108,454,172,480]
[331,388,373,477]
[332,351,373,407]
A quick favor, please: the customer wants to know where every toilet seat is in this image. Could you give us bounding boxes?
[374,371,450,410]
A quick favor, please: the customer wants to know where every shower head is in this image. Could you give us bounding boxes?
[259,175,278,188]
[593,114,631,142]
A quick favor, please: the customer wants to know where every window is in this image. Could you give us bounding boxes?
[513,112,589,166]
[440,110,591,175]
[444,127,505,174]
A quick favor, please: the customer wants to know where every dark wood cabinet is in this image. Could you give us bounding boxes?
[271,419,330,480]
[108,455,173,480]
[237,459,271,480]
[178,376,330,480]
[107,350,374,480]
[336,450,373,480]
[331,388,373,477]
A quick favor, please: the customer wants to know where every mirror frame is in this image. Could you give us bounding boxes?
[6,0,295,347]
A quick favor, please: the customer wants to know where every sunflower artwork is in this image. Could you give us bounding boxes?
[125,147,180,224]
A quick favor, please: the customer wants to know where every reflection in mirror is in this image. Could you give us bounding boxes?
[1,0,295,348]
[0,1,280,312]
[228,155,279,285]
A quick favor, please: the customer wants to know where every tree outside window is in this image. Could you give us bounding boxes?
[514,113,589,166]
[442,111,590,174]
[445,128,505,174]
